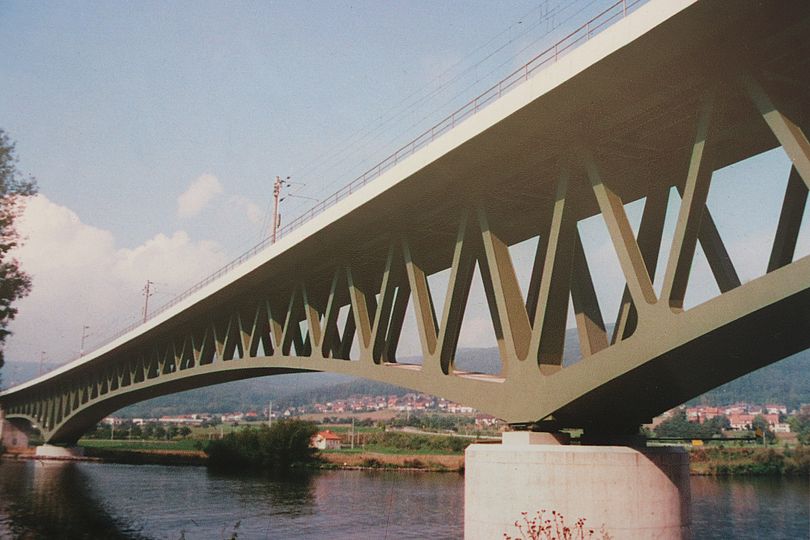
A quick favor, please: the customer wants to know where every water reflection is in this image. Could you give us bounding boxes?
[691,476,809,538]
[1,460,805,539]
[0,460,145,539]
[205,468,318,518]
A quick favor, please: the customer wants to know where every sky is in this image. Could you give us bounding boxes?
[1,0,808,371]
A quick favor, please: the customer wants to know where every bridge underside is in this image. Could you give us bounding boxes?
[3,0,810,443]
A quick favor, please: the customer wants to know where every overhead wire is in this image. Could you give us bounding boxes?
[288,0,558,186]
[255,0,582,238]
[274,0,605,226]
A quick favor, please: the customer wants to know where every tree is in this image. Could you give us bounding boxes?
[0,129,37,370]
[751,415,776,443]
[205,419,319,470]
[654,410,727,439]
[788,410,810,445]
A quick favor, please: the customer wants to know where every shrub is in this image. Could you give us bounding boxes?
[784,446,810,475]
[205,419,318,471]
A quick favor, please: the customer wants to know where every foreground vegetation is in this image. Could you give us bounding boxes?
[204,419,319,470]
[80,438,200,451]
[60,411,810,476]
[326,430,472,455]
[690,446,810,476]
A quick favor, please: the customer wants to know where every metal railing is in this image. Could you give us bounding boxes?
[95,0,645,353]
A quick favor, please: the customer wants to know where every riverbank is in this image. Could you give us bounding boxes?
[0,445,462,471]
[689,445,810,476]
[5,443,808,475]
[0,446,206,466]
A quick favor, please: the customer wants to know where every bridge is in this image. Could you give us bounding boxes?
[2,0,810,445]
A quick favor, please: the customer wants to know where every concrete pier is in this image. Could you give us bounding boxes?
[465,432,690,539]
[0,408,30,450]
[34,445,85,459]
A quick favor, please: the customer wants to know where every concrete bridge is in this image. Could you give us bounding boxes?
[2,0,810,447]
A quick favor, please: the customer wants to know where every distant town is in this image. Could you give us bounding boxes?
[658,403,792,433]
[100,392,804,443]
[103,393,501,430]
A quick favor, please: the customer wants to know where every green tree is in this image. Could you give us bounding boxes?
[0,129,37,370]
[787,410,810,444]
[655,411,727,439]
[205,419,318,470]
[751,415,776,443]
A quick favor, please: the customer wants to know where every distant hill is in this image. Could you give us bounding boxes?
[4,328,810,416]
[687,351,810,410]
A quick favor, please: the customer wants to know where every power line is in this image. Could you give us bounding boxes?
[256,1,576,237]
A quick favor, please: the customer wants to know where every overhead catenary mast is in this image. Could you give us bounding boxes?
[272,176,289,244]
[80,325,91,356]
[142,280,154,323]
[271,176,317,244]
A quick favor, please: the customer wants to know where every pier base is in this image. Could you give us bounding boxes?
[464,432,690,539]
[34,445,85,459]
[1,417,30,450]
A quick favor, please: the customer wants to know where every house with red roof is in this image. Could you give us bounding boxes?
[311,430,342,450]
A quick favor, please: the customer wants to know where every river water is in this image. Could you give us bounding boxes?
[0,460,806,539]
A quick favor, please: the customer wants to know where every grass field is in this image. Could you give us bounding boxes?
[78,439,200,451]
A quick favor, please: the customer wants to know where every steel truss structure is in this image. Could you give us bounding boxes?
[2,1,810,443]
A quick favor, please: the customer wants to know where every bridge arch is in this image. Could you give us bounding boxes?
[2,0,810,446]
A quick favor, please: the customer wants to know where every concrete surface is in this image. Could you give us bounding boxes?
[465,437,690,539]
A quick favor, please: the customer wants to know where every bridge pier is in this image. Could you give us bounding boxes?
[1,407,30,451]
[34,445,85,459]
[465,433,690,539]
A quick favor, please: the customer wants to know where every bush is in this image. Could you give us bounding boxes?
[655,411,728,439]
[362,431,469,453]
[205,419,318,471]
[784,446,810,475]
[750,449,784,475]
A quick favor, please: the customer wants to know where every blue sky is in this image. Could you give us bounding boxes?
[2,0,560,249]
[1,0,807,368]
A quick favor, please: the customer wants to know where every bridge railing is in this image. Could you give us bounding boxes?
[93,0,645,356]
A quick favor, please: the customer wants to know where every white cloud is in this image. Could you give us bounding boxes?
[229,195,263,225]
[5,195,230,364]
[177,173,223,218]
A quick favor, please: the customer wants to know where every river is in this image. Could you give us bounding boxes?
[0,460,806,539]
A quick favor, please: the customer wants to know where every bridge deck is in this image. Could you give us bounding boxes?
[3,0,810,442]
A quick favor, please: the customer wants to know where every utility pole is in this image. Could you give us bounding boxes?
[351,417,355,450]
[80,325,91,356]
[270,176,317,243]
[142,280,154,323]
[272,176,290,244]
